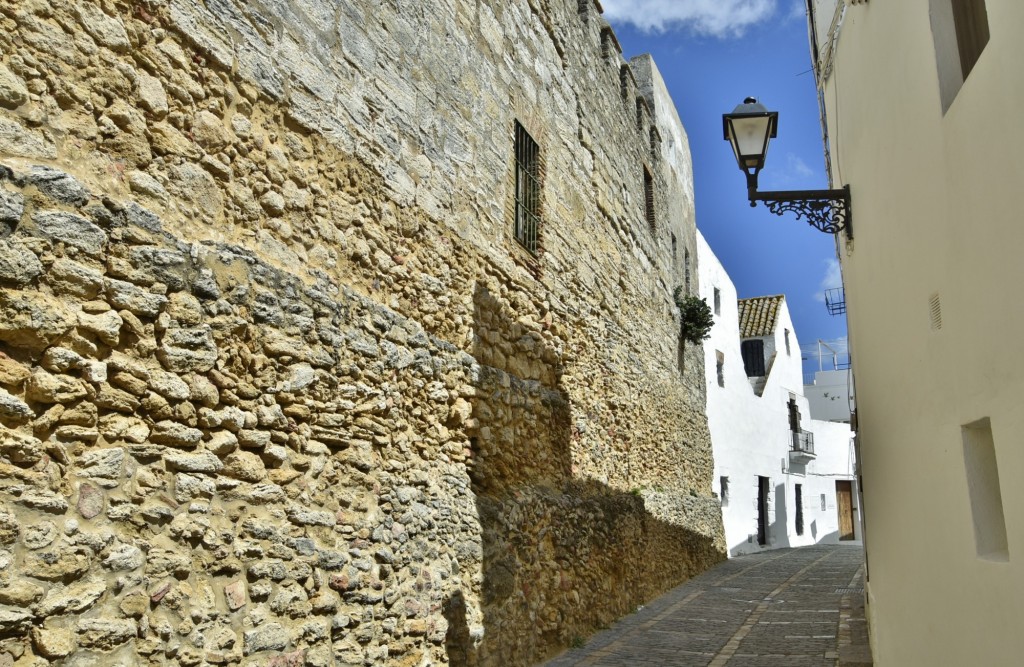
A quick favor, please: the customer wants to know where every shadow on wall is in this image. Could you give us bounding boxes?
[441,283,725,667]
[773,483,792,550]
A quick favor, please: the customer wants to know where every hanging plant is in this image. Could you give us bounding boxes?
[674,287,714,346]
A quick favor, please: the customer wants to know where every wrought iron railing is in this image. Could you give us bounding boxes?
[825,288,846,315]
[791,430,815,455]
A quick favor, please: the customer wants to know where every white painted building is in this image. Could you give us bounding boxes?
[804,369,854,424]
[698,232,859,557]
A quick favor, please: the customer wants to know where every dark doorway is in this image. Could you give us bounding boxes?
[795,484,804,536]
[757,476,770,546]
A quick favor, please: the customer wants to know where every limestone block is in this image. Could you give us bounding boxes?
[0,357,28,387]
[0,580,43,606]
[104,278,168,318]
[136,73,169,118]
[25,370,88,405]
[0,290,76,351]
[223,450,265,482]
[32,625,76,659]
[41,347,84,374]
[47,258,104,299]
[0,608,32,634]
[76,310,122,347]
[0,117,57,159]
[0,509,18,545]
[128,170,168,202]
[78,447,125,480]
[0,65,27,109]
[243,622,288,655]
[147,370,191,401]
[27,166,91,206]
[73,2,130,53]
[76,618,136,650]
[164,450,223,473]
[0,389,32,424]
[27,548,89,581]
[35,578,106,617]
[102,544,144,571]
[0,188,23,227]
[157,325,218,373]
[150,420,203,448]
[31,211,107,255]
[174,473,215,503]
[145,548,190,578]
[0,240,42,287]
[95,385,142,414]
[22,521,57,549]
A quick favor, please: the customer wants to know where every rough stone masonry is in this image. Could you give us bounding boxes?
[0,0,725,665]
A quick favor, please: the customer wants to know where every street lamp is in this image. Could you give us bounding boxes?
[723,97,852,239]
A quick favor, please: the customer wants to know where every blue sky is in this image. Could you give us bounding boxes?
[603,0,849,381]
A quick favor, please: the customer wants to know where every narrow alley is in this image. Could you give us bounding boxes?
[542,546,871,667]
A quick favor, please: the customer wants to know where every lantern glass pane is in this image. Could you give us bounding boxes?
[729,115,772,169]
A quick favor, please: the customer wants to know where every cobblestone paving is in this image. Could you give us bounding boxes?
[542,545,872,667]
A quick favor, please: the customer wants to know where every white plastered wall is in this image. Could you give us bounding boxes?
[813,1,1024,663]
[698,232,858,557]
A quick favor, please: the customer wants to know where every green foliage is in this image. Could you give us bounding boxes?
[674,288,714,346]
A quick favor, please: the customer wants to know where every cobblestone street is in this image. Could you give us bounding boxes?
[542,545,872,667]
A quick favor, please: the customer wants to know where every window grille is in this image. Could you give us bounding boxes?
[644,167,655,229]
[684,249,691,294]
[513,121,541,254]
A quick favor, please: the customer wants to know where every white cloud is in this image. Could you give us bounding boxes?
[813,257,842,302]
[601,0,778,37]
[787,0,807,21]
[786,153,815,179]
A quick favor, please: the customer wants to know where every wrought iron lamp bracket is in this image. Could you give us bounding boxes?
[744,174,852,239]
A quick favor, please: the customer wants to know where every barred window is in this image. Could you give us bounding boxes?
[644,167,655,229]
[514,121,541,254]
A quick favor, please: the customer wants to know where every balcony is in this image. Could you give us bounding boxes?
[825,288,846,316]
[790,430,816,463]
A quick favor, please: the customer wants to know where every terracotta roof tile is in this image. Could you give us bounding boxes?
[737,295,785,338]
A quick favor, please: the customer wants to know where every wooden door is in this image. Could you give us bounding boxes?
[836,480,855,540]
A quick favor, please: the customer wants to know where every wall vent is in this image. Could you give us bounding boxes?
[929,293,942,330]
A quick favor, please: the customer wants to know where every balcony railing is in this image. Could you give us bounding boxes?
[825,288,846,316]
[791,430,815,458]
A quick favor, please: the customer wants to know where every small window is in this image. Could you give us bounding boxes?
[684,250,691,294]
[671,233,677,262]
[643,167,655,230]
[787,397,802,432]
[716,351,725,388]
[795,484,804,535]
[713,288,721,315]
[962,418,1008,560]
[784,329,791,355]
[741,339,765,377]
[720,476,730,506]
[930,0,990,112]
[821,493,827,512]
[513,121,541,254]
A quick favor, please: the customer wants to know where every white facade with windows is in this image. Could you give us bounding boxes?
[808,0,1024,663]
[698,233,858,557]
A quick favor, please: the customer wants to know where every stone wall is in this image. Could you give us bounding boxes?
[0,0,724,665]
